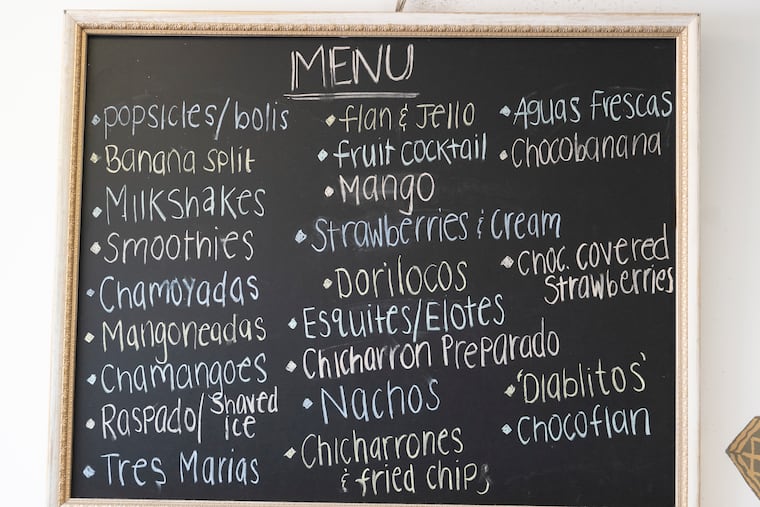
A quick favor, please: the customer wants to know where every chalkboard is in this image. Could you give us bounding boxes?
[53,11,699,507]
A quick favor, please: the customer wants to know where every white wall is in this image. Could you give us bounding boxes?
[0,0,756,505]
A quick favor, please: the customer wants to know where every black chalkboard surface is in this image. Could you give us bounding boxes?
[56,11,697,507]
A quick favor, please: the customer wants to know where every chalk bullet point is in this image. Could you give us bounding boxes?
[284,448,297,459]
[85,419,95,430]
[288,318,297,330]
[285,361,297,373]
[82,465,96,478]
[325,114,336,126]
[91,206,102,218]
[84,332,95,344]
[90,242,101,255]
[317,149,328,162]
[499,105,511,117]
[505,385,516,397]
[89,153,101,163]
[501,424,512,436]
[499,150,508,160]
[86,374,97,385]
[323,278,333,289]
[91,115,101,126]
[294,229,307,244]
[303,398,314,409]
[500,255,514,269]
[324,186,335,198]
[86,288,95,297]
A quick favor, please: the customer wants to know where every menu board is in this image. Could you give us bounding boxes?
[56,13,696,507]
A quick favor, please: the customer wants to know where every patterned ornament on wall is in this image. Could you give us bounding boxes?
[727,417,760,500]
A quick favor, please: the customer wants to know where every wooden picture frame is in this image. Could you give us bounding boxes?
[51,10,699,507]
